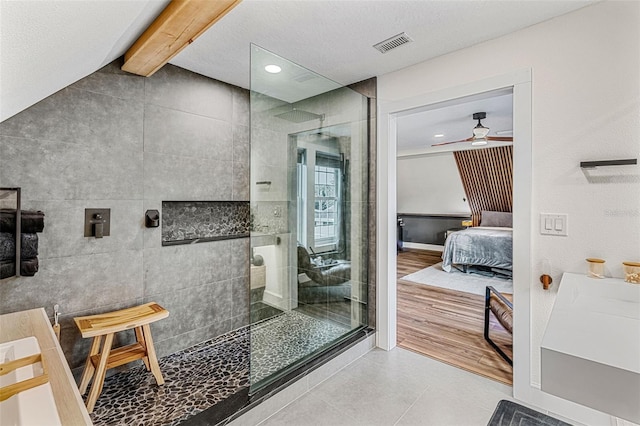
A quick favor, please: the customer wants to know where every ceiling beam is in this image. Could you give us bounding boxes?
[122,0,242,77]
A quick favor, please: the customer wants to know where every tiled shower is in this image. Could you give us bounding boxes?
[0,47,375,424]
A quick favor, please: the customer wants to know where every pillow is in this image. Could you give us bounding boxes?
[480,210,512,227]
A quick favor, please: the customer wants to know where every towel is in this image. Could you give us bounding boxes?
[0,232,39,261]
[0,258,39,279]
[0,209,45,233]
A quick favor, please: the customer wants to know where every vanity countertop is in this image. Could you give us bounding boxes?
[541,272,640,374]
[541,272,640,423]
[0,308,93,425]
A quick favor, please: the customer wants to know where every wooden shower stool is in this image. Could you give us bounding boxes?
[74,302,169,413]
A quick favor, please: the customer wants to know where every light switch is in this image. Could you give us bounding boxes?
[554,218,563,231]
[540,213,568,236]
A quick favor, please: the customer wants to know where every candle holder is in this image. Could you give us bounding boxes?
[586,258,605,278]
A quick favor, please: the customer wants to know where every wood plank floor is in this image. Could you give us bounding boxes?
[396,248,442,277]
[396,249,513,385]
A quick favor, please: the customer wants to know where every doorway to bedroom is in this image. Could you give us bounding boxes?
[395,89,514,385]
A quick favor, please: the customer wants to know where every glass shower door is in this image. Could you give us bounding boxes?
[249,45,369,392]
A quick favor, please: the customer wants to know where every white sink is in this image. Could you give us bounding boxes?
[541,273,640,424]
[0,337,61,426]
[568,278,640,320]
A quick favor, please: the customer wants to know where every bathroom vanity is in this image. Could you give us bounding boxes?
[541,272,640,423]
[0,308,92,425]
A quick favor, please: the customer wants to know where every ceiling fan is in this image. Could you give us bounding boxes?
[431,112,513,147]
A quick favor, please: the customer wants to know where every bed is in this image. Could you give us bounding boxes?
[441,211,513,274]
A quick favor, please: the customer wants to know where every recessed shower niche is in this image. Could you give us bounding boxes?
[161,201,250,246]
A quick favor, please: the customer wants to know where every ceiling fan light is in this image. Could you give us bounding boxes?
[471,139,488,146]
[473,125,489,139]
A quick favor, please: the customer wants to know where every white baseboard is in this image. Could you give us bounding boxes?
[520,383,615,426]
[401,242,443,252]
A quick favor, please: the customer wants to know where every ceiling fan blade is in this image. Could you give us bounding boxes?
[486,136,513,141]
[431,136,473,147]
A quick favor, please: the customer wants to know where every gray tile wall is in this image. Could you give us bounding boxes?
[0,60,251,369]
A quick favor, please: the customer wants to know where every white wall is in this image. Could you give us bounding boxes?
[379,0,639,392]
[397,152,470,214]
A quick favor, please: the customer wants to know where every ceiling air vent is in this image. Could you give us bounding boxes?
[373,32,413,54]
[293,71,318,83]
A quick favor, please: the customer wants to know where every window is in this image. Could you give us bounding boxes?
[296,148,343,252]
[314,153,342,249]
[297,149,307,248]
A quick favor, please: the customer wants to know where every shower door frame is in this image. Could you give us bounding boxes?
[248,44,372,395]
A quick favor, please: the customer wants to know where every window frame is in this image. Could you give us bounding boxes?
[313,163,341,250]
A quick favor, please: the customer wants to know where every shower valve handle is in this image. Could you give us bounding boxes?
[90,213,106,238]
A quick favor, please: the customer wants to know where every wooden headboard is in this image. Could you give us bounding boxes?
[453,145,513,227]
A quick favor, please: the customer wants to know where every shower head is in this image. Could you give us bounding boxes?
[275,108,325,123]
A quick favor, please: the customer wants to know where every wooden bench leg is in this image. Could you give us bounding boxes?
[78,335,102,395]
[134,326,151,371]
[141,324,164,386]
[86,333,114,414]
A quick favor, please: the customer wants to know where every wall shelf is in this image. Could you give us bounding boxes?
[579,158,637,168]
[161,201,250,246]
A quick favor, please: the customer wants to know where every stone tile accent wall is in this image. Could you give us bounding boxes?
[0,59,251,369]
[162,201,250,245]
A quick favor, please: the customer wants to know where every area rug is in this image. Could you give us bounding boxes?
[488,400,571,426]
[402,262,512,295]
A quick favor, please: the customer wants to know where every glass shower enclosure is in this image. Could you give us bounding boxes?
[249,45,369,392]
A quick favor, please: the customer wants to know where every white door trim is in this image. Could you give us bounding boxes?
[377,68,533,404]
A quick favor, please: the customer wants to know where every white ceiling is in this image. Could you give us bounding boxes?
[397,89,513,154]
[0,0,593,127]
[250,44,343,103]
[171,0,592,91]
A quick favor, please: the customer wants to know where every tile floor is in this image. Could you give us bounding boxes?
[233,347,569,426]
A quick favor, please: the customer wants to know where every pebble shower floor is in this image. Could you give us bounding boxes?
[90,310,349,425]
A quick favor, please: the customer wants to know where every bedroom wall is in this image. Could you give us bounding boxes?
[396,152,470,215]
[379,0,639,390]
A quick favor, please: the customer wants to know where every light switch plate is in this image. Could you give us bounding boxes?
[540,213,568,236]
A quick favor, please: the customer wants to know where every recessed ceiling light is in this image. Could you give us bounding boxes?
[434,134,444,138]
[265,64,281,74]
